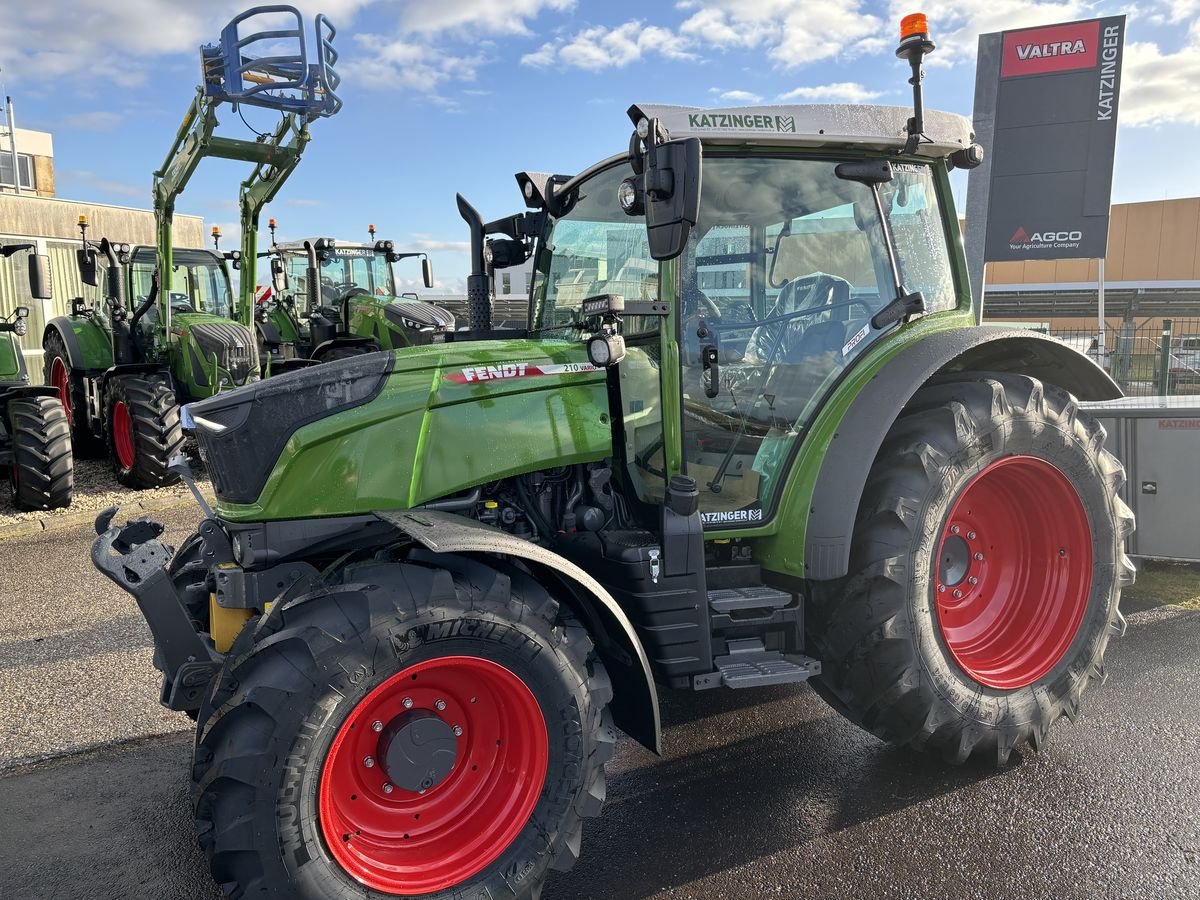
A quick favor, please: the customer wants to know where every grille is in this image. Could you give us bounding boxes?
[190,322,260,386]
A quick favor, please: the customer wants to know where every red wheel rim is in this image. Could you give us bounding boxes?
[319,656,549,895]
[112,401,136,470]
[50,357,71,419]
[935,456,1093,690]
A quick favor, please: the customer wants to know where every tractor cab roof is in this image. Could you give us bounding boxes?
[631,103,975,159]
[273,240,381,256]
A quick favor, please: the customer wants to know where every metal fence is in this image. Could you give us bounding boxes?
[999,318,1200,397]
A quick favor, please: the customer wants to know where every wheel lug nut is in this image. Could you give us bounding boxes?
[402,697,413,709]
[453,725,463,737]
[363,756,374,768]
[968,576,979,585]
[953,589,963,599]
[937,584,946,593]
[967,531,977,540]
[974,552,984,561]
[382,783,394,794]
[435,699,447,711]
[371,720,383,732]
[951,525,961,535]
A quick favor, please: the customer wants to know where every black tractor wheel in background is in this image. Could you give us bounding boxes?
[7,396,73,510]
[43,330,104,457]
[192,554,615,899]
[807,372,1135,765]
[104,374,184,489]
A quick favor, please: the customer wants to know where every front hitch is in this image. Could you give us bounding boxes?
[92,506,220,712]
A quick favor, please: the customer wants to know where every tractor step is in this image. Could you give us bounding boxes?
[699,638,821,690]
[707,584,791,613]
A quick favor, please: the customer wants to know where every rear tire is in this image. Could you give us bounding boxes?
[43,330,104,457]
[7,395,73,510]
[806,373,1135,764]
[105,374,184,489]
[192,553,615,899]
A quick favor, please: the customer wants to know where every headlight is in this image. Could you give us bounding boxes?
[636,117,650,139]
[587,333,626,368]
[618,178,644,216]
[14,319,27,337]
[482,242,494,267]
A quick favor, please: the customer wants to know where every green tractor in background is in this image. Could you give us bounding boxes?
[43,5,342,487]
[1,243,72,510]
[95,14,1135,900]
[247,221,454,369]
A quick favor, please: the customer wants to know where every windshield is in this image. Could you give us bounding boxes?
[534,163,659,332]
[283,247,394,307]
[131,248,233,319]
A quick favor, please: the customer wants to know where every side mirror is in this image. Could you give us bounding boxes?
[270,257,288,295]
[28,254,52,300]
[622,113,702,261]
[77,248,99,287]
[834,159,895,185]
[422,257,433,289]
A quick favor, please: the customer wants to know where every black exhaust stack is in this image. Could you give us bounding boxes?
[457,193,491,332]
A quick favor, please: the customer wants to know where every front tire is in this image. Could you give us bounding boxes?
[807,373,1135,764]
[192,553,615,899]
[7,395,73,510]
[43,330,105,457]
[104,374,184,489]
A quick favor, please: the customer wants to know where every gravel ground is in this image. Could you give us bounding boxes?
[0,454,210,527]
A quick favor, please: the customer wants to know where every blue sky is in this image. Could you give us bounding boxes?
[3,0,1198,293]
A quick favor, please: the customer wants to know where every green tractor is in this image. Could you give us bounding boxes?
[1,243,72,510]
[251,222,453,369]
[43,5,341,486]
[94,15,1134,900]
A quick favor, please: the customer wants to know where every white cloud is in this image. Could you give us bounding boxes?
[342,36,485,94]
[678,0,885,67]
[394,0,574,36]
[1120,23,1200,127]
[710,88,764,104]
[403,234,471,255]
[59,111,124,131]
[527,21,696,70]
[778,82,882,103]
[58,170,146,199]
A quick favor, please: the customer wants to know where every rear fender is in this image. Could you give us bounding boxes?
[803,328,1122,581]
[376,509,662,754]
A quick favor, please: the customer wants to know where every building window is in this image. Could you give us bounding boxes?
[502,272,511,295]
[0,152,35,190]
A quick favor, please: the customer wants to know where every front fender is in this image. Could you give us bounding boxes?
[44,316,114,372]
[376,509,663,754]
[802,328,1121,581]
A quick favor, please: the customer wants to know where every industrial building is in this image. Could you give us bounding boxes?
[0,124,204,375]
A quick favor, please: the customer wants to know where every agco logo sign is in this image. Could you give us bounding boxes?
[1009,226,1083,247]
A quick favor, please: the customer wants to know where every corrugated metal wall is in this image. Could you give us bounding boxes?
[0,194,205,383]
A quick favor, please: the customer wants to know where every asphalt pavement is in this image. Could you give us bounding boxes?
[1,514,1199,899]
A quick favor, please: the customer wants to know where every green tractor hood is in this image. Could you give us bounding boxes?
[188,338,612,522]
[170,311,260,398]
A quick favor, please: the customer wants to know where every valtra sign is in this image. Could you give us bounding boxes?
[1001,21,1098,77]
[977,15,1125,264]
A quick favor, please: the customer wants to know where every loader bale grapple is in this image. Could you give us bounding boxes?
[93,12,1134,900]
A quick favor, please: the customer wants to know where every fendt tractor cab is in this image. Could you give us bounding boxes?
[0,244,72,510]
[248,221,453,369]
[96,15,1134,900]
[43,5,341,487]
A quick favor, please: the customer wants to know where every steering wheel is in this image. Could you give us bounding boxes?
[169,292,195,313]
